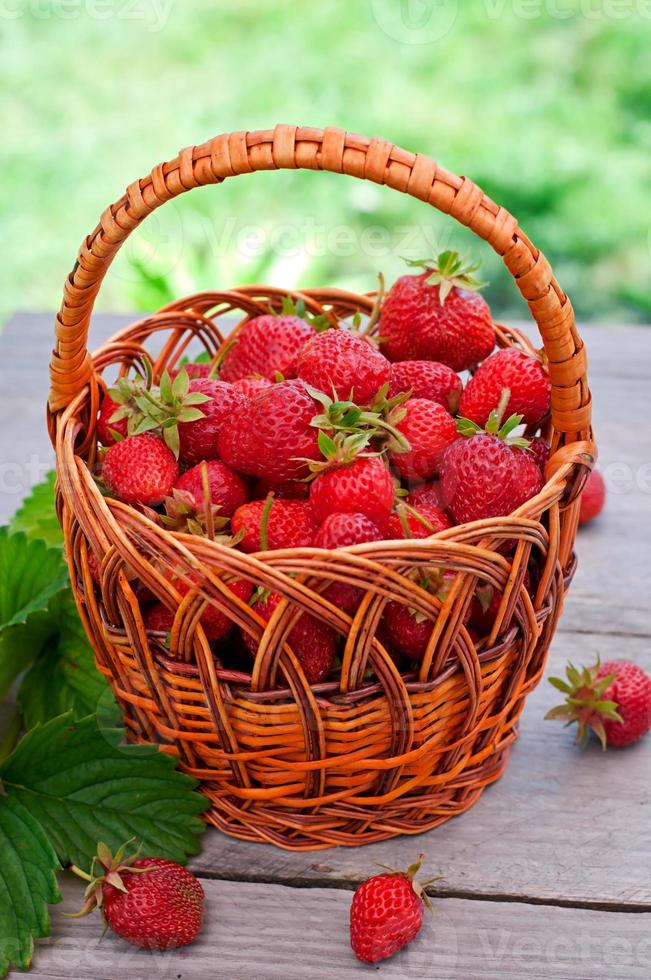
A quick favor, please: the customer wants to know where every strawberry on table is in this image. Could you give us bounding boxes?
[388,398,458,482]
[380,251,495,370]
[71,841,204,950]
[579,469,606,525]
[296,328,390,405]
[102,434,178,506]
[460,348,551,427]
[547,659,651,748]
[388,360,463,413]
[219,302,317,382]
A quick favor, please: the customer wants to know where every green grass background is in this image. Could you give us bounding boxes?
[2,1,650,324]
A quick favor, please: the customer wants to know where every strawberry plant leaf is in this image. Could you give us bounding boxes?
[0,712,208,869]
[9,473,63,549]
[0,795,61,977]
[17,591,112,728]
[0,530,70,699]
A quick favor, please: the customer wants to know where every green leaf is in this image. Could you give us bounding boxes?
[0,794,61,977]
[9,473,63,549]
[17,591,112,728]
[0,713,208,869]
[0,530,70,698]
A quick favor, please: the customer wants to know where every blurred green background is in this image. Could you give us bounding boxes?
[2,0,650,326]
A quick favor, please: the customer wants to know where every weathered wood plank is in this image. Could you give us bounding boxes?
[191,629,651,908]
[15,876,651,980]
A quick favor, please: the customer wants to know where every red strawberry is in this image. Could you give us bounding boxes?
[218,380,320,482]
[380,252,495,370]
[178,379,246,464]
[547,659,651,748]
[384,571,463,661]
[232,498,317,552]
[579,469,606,525]
[219,312,314,382]
[71,842,203,950]
[103,434,178,506]
[97,393,128,446]
[387,503,452,539]
[388,361,462,413]
[388,399,458,482]
[144,578,252,643]
[460,348,551,427]
[175,459,248,517]
[527,435,551,474]
[470,583,503,634]
[513,449,545,503]
[310,455,394,531]
[242,590,336,683]
[314,512,383,613]
[253,477,310,501]
[407,480,445,510]
[296,329,390,405]
[232,376,274,398]
[350,855,435,964]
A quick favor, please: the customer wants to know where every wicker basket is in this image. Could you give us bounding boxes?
[48,126,595,850]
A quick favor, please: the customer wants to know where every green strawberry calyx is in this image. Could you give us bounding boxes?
[307,384,411,455]
[455,388,531,449]
[545,659,621,751]
[69,840,151,917]
[280,295,332,333]
[405,250,487,305]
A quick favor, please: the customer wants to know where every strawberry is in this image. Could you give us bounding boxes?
[232,497,317,552]
[527,435,551,474]
[388,399,458,483]
[219,306,315,382]
[253,477,310,500]
[96,393,128,446]
[102,434,178,506]
[71,842,203,950]
[174,459,248,518]
[384,570,463,661]
[547,659,651,748]
[242,590,336,683]
[407,480,445,510]
[178,379,246,464]
[314,512,383,613]
[350,855,437,964]
[380,251,495,370]
[388,360,462,413]
[387,502,452,539]
[579,469,606,525]
[144,577,253,643]
[218,380,321,482]
[232,376,274,398]
[310,455,394,531]
[171,361,214,381]
[459,348,551,427]
[296,329,390,405]
[440,399,543,524]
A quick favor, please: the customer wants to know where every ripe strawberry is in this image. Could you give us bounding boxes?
[218,380,321,482]
[388,360,462,413]
[219,311,315,382]
[380,251,495,370]
[314,512,383,613]
[579,469,606,525]
[350,855,436,964]
[460,348,551,427]
[144,578,253,643]
[97,393,129,446]
[175,459,248,518]
[387,502,452,539]
[232,376,274,398]
[253,477,310,500]
[407,480,445,510]
[242,590,336,683]
[178,379,246,464]
[547,659,651,748]
[513,449,546,502]
[71,842,204,950]
[310,455,394,531]
[527,435,551,474]
[388,399,458,482]
[103,434,178,506]
[232,498,317,552]
[384,570,463,661]
[296,329,390,405]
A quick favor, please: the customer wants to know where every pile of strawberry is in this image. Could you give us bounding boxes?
[94,252,552,680]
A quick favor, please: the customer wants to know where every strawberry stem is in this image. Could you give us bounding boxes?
[259,493,275,552]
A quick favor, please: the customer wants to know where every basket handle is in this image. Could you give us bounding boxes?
[49,125,591,440]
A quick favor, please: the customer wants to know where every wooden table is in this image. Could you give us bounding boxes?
[2,313,650,979]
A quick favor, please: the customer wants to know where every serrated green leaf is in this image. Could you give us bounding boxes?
[171,368,189,401]
[159,370,174,404]
[0,794,61,977]
[177,408,206,423]
[0,530,70,698]
[17,591,112,728]
[184,392,211,406]
[0,713,208,869]
[9,473,63,549]
[547,676,571,694]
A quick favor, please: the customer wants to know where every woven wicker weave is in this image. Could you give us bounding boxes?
[48,127,595,850]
